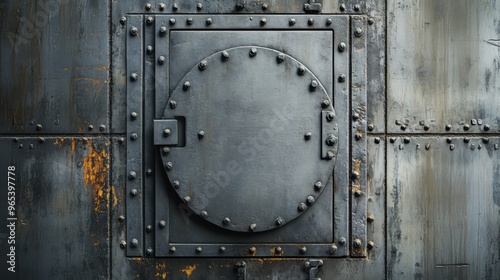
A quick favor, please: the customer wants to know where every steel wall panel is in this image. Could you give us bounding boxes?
[387,0,500,134]
[0,1,109,134]
[387,137,500,279]
[0,137,110,280]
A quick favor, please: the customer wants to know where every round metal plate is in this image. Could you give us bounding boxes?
[161,46,338,232]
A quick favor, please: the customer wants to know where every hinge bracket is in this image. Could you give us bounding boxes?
[305,259,323,280]
[304,0,322,13]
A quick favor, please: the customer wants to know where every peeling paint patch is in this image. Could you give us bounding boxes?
[181,265,197,278]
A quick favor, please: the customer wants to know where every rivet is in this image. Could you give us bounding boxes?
[445,124,452,131]
[353,113,360,120]
[173,180,180,189]
[389,137,396,143]
[236,3,244,10]
[183,81,191,91]
[219,51,230,62]
[395,120,402,125]
[354,28,363,37]
[368,124,374,131]
[146,16,154,25]
[196,3,203,10]
[298,202,307,212]
[425,143,431,150]
[262,3,268,10]
[130,133,138,140]
[130,188,138,196]
[260,18,267,26]
[326,150,335,160]
[159,26,167,35]
[424,124,430,131]
[299,246,307,254]
[119,17,126,25]
[130,238,139,248]
[146,169,153,176]
[354,4,361,11]
[169,100,177,108]
[169,246,176,253]
[374,137,381,144]
[159,3,165,11]
[183,196,191,203]
[223,217,231,225]
[199,60,208,70]
[130,26,138,36]
[128,171,137,180]
[326,112,335,121]
[400,124,407,131]
[338,237,346,245]
[322,99,331,108]
[304,132,312,140]
[276,53,285,63]
[219,246,226,253]
[158,55,166,65]
[162,147,170,155]
[145,3,152,11]
[146,248,153,255]
[471,119,477,125]
[463,124,470,131]
[338,74,346,82]
[399,144,404,150]
[297,66,306,75]
[470,144,476,150]
[146,225,153,233]
[463,138,470,143]
[98,124,105,131]
[196,247,202,253]
[249,247,256,254]
[355,134,362,141]
[404,137,411,144]
[289,18,296,26]
[169,18,176,25]
[367,215,375,223]
[275,247,283,254]
[353,238,362,248]
[249,47,258,57]
[275,217,285,226]
[354,190,362,197]
[36,124,42,131]
[306,195,315,205]
[249,223,257,231]
[200,211,208,218]
[118,215,125,222]
[130,73,138,81]
[326,18,332,26]
[186,18,193,25]
[38,137,45,143]
[146,46,153,54]
[310,79,318,91]
[198,130,205,139]
[339,4,346,11]
[329,244,337,254]
[338,42,347,52]
[352,172,360,179]
[163,128,171,137]
[483,138,489,144]
[307,18,314,26]
[119,240,126,249]
[495,144,499,150]
[367,241,375,250]
[484,124,490,131]
[314,181,322,191]
[446,138,452,143]
[172,3,179,11]
[206,18,212,25]
[449,144,455,151]
[165,162,173,170]
[159,220,166,228]
[368,18,374,25]
[478,144,482,150]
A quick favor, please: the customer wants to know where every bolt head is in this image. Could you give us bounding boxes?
[322,99,331,108]
[353,238,362,248]
[326,134,337,146]
[198,130,205,139]
[146,169,153,176]
[484,124,491,131]
[289,18,296,26]
[299,246,307,254]
[186,18,193,25]
[275,217,285,226]
[249,247,256,254]
[172,3,179,11]
[275,247,283,254]
[326,112,335,121]
[145,3,152,10]
[163,128,171,137]
[159,3,165,10]
[169,100,177,108]
[307,18,314,26]
[159,26,167,35]
[119,240,126,249]
[374,137,381,144]
[223,217,231,225]
[219,246,226,253]
[310,79,318,91]
[146,16,154,24]
[118,215,125,222]
[165,162,173,170]
[338,237,346,245]
[304,132,312,140]
[120,17,126,25]
[36,124,42,131]
[314,181,322,191]
[146,46,153,54]
[354,28,363,37]
[249,47,258,57]
[130,188,138,196]
[169,246,176,253]
[389,137,396,143]
[130,73,138,81]
[326,150,335,160]
[306,195,315,205]
[199,60,208,70]
[146,248,153,255]
[338,42,347,52]
[464,124,470,131]
[483,138,490,144]
[249,223,257,231]
[183,81,191,91]
[260,18,267,26]
[196,247,202,253]
[130,238,139,248]
[169,18,176,25]
[446,138,452,144]
[425,143,431,150]
[183,196,191,204]
[329,244,338,254]
[130,26,138,36]
[146,225,153,232]
[130,133,138,140]
[173,180,180,189]
[367,241,375,250]
[445,124,452,131]
[262,3,268,10]
[339,4,346,11]
[236,3,244,10]
[424,124,430,131]
[404,137,411,144]
[162,147,170,155]
[298,202,307,212]
[355,134,362,141]
[354,190,362,197]
[326,18,333,25]
[159,220,166,228]
[128,171,137,180]
[197,3,203,10]
[368,18,374,25]
[463,138,470,143]
[200,211,208,218]
[338,74,346,82]
[158,56,166,65]
[206,18,212,25]
[354,4,361,11]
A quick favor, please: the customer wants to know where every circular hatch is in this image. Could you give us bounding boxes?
[160,46,338,232]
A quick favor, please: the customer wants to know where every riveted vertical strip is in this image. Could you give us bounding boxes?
[332,15,350,257]
[154,16,171,257]
[350,16,367,257]
[126,15,144,257]
[143,15,156,257]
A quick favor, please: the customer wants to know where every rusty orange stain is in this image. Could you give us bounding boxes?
[109,185,118,208]
[96,65,107,71]
[155,263,168,279]
[53,138,65,146]
[82,140,110,214]
[352,159,362,193]
[64,67,69,71]
[181,265,197,278]
[75,77,102,87]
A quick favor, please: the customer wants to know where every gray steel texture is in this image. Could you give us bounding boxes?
[0,0,499,279]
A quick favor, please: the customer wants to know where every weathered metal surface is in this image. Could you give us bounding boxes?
[0,137,109,279]
[0,1,109,134]
[160,45,338,232]
[387,137,500,279]
[387,0,500,133]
